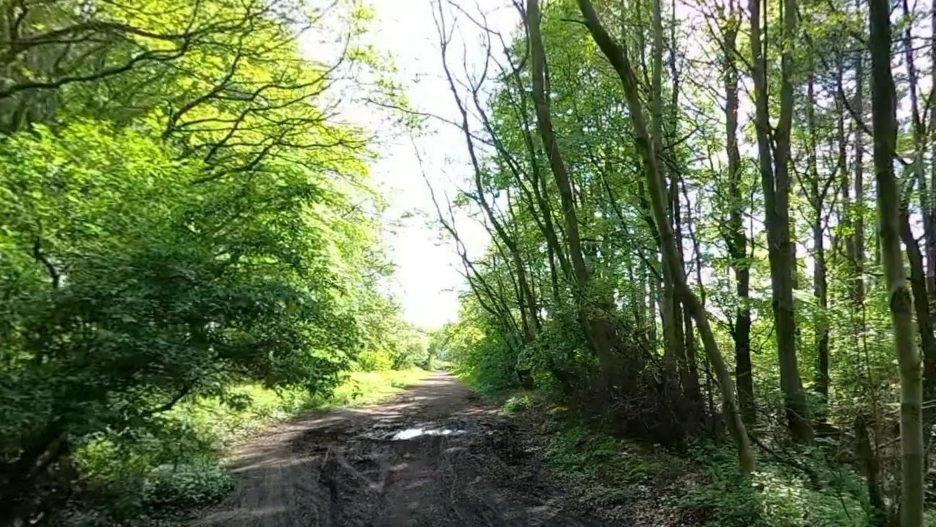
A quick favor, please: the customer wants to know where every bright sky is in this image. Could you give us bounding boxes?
[363,0,518,329]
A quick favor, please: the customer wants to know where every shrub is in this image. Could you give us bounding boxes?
[143,460,235,511]
[455,333,522,392]
[57,460,233,527]
[502,393,533,414]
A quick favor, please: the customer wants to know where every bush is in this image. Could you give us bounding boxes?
[143,460,235,511]
[356,350,394,371]
[57,460,233,527]
[502,393,533,414]
[447,304,597,395]
[455,333,522,392]
[538,413,869,527]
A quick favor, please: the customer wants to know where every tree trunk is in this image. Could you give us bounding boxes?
[681,182,706,407]
[651,0,689,415]
[547,239,561,304]
[868,0,924,522]
[833,54,859,394]
[931,0,936,299]
[806,70,830,404]
[649,265,659,349]
[899,213,936,432]
[899,0,936,300]
[721,17,754,425]
[855,414,888,525]
[576,0,754,474]
[853,7,866,306]
[899,0,936,432]
[749,0,813,443]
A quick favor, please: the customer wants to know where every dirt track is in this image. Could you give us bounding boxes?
[194,372,611,527]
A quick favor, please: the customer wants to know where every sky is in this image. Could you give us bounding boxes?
[361,0,518,329]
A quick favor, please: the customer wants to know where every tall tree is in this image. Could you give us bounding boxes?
[804,63,832,403]
[718,2,754,424]
[525,0,625,389]
[868,0,924,523]
[748,0,813,443]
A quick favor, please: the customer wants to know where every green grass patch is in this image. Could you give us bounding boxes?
[532,408,870,527]
[501,393,533,415]
[65,368,430,527]
[543,421,688,506]
[173,367,430,449]
[323,368,431,409]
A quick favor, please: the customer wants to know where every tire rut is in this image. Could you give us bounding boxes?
[195,373,616,527]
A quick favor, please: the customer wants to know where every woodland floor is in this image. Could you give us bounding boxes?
[193,372,623,527]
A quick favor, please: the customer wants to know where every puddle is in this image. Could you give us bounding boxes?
[363,418,476,442]
[389,427,468,441]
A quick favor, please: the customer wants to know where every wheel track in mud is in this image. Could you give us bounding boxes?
[195,372,618,527]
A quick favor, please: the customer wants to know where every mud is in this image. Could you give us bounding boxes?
[195,372,617,527]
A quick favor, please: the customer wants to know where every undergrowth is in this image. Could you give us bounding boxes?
[516,402,873,527]
[501,393,533,414]
[678,443,867,527]
[60,368,429,527]
[543,419,689,508]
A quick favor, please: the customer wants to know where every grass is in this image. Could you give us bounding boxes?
[501,392,533,414]
[175,367,432,449]
[65,367,431,527]
[543,420,689,507]
[327,368,431,407]
[677,444,868,527]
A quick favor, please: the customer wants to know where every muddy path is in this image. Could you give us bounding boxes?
[195,372,612,527]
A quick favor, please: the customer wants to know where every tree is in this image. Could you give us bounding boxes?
[0,1,399,523]
[867,0,924,522]
[574,0,754,474]
[748,0,813,443]
[525,0,626,390]
[714,0,755,424]
[420,0,936,518]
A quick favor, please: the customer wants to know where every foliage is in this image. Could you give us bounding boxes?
[434,312,516,392]
[501,393,533,415]
[537,408,868,526]
[0,0,408,524]
[60,368,427,526]
[143,461,236,514]
[427,0,936,522]
[456,332,522,392]
[678,445,867,527]
[356,299,430,371]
